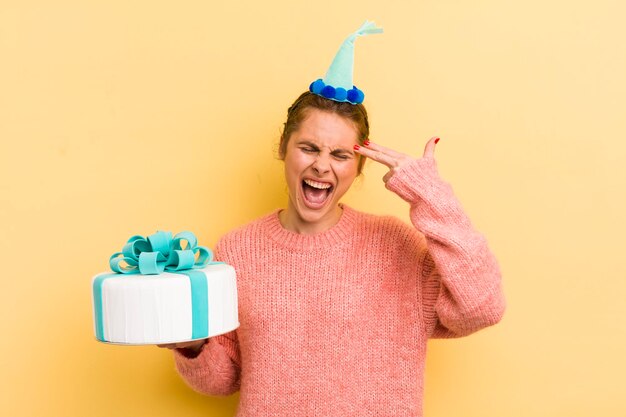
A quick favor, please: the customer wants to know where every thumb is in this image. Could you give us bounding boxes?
[423,137,440,159]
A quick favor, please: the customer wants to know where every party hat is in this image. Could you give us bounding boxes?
[309,20,383,104]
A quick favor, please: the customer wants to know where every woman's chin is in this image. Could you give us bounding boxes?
[295,197,341,228]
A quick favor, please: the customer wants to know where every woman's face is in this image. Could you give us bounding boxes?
[282,108,360,233]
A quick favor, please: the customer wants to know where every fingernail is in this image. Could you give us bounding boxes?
[363,140,370,146]
[435,137,440,144]
[354,144,360,150]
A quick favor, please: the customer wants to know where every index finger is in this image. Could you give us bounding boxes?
[157,343,176,349]
[363,140,408,160]
[354,142,398,168]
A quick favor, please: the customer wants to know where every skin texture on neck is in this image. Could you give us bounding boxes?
[278,204,344,235]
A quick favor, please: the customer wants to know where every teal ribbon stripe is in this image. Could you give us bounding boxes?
[93,231,220,342]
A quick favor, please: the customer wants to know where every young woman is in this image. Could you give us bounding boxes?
[160,91,506,417]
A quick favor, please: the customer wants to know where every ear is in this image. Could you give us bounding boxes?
[357,153,366,175]
[278,135,288,160]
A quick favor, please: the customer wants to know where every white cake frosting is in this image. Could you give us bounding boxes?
[93,263,239,345]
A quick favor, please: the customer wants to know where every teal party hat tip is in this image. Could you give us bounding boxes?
[309,20,383,105]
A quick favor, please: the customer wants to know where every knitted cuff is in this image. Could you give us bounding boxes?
[174,334,237,370]
[384,157,445,204]
[215,333,239,364]
[173,341,212,372]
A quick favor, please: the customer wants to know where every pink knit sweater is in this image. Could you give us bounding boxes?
[173,157,505,416]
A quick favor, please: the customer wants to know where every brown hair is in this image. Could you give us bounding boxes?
[279,91,369,174]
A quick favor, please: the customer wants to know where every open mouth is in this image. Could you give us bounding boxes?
[301,178,334,208]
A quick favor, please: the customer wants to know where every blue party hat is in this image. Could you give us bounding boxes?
[309,20,383,105]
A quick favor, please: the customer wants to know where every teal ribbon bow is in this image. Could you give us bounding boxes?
[109,231,212,275]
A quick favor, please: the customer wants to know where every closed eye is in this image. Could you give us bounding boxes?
[331,151,352,160]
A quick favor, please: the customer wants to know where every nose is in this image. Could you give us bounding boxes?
[312,153,331,175]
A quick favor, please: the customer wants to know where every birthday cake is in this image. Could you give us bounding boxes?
[92,231,239,345]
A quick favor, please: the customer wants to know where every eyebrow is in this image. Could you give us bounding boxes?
[296,140,319,148]
[331,148,354,155]
[296,140,355,155]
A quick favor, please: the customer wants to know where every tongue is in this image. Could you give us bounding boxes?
[303,184,328,204]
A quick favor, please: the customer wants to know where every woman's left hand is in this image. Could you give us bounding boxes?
[354,136,440,183]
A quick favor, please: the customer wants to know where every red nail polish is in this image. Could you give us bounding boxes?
[435,138,440,144]
[363,140,370,146]
[354,144,360,150]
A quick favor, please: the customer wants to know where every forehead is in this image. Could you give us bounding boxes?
[290,109,359,148]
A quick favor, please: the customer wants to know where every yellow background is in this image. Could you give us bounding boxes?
[1,1,624,416]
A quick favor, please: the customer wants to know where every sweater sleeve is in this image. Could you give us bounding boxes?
[173,330,241,396]
[172,238,241,396]
[385,157,506,338]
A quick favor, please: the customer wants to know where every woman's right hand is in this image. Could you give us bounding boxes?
[157,339,208,356]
